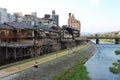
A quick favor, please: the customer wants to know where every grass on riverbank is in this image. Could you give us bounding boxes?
[52,58,91,80]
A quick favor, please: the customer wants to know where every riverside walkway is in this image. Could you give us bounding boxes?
[0,43,88,78]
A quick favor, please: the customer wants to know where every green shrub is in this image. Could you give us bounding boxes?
[109,67,120,74]
[109,50,120,74]
[117,60,120,62]
[112,62,120,67]
[115,50,120,55]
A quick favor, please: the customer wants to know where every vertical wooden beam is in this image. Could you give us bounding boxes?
[6,47,8,60]
[16,30,19,41]
[14,48,16,59]
[23,47,24,58]
[25,47,27,56]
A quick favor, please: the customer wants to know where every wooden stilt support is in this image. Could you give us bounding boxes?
[6,47,8,60]
[23,48,25,58]
[14,48,16,59]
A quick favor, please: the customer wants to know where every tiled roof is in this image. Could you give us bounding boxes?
[40,26,58,32]
[4,22,34,30]
[0,24,15,30]
[17,23,35,30]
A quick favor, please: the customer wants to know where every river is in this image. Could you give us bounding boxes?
[85,43,120,80]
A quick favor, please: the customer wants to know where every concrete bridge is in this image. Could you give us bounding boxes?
[86,37,120,44]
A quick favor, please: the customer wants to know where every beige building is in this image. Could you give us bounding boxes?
[68,13,81,32]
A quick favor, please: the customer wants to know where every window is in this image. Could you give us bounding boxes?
[0,31,5,36]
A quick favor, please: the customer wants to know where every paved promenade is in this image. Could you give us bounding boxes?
[0,44,87,78]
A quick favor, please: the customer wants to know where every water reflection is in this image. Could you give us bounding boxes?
[85,44,120,80]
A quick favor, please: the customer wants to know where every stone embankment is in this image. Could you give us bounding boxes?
[1,42,97,80]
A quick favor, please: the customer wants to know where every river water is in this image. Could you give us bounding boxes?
[85,43,120,80]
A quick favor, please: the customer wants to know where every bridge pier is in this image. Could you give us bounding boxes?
[115,39,120,44]
[96,39,99,44]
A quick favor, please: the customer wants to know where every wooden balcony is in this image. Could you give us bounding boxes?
[0,35,33,39]
[0,36,16,38]
[18,34,34,39]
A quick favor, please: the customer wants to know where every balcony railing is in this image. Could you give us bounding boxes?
[0,36,16,38]
[0,42,34,47]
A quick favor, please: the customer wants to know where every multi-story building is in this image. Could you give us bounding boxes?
[52,10,59,26]
[0,8,8,24]
[67,13,81,37]
[7,13,15,22]
[38,15,57,28]
[13,12,23,22]
[23,12,38,26]
[14,12,38,27]
[68,13,81,32]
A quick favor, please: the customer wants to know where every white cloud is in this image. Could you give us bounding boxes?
[90,0,99,5]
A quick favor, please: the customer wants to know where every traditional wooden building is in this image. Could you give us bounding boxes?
[0,24,16,42]
[0,21,81,66]
[0,22,35,65]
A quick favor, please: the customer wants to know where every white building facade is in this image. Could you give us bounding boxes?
[0,8,8,24]
[13,13,23,22]
[7,13,15,22]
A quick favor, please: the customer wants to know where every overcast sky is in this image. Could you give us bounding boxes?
[0,0,120,33]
